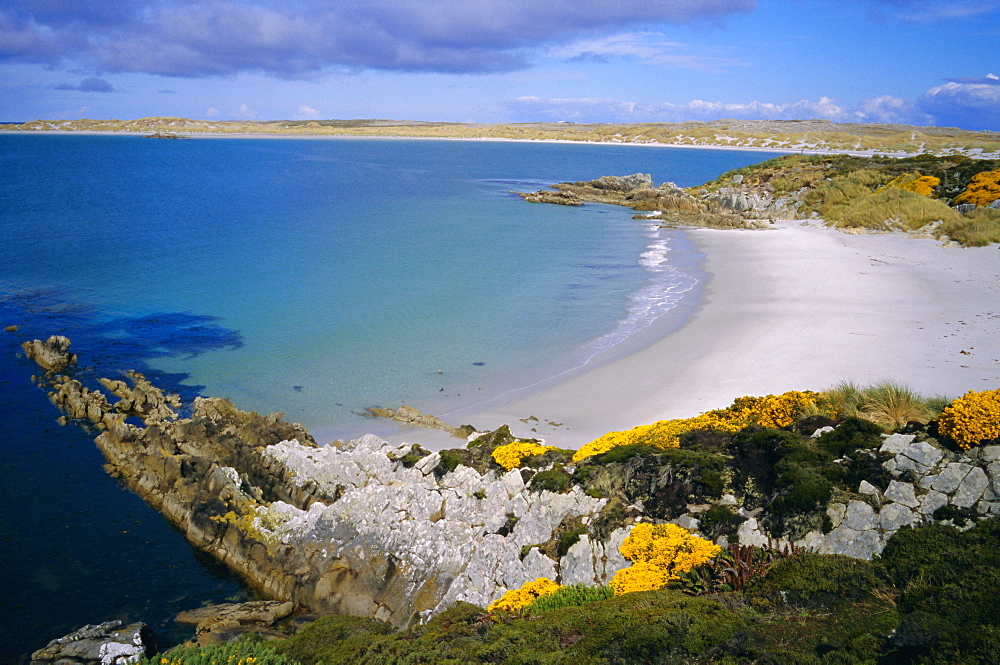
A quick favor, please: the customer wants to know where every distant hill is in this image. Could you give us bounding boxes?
[3,116,998,158]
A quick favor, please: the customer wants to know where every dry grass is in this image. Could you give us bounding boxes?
[936,207,1000,246]
[820,381,945,430]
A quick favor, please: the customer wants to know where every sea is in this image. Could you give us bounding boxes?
[0,133,776,661]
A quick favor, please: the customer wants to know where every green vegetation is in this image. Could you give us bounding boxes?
[150,519,988,664]
[822,380,947,430]
[141,635,300,665]
[147,380,1000,664]
[694,154,1000,245]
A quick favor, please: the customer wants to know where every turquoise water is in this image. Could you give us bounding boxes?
[0,133,776,660]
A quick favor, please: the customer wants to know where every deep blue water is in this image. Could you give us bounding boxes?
[0,133,776,661]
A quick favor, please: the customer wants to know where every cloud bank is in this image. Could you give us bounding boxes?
[0,0,755,77]
[507,94,937,126]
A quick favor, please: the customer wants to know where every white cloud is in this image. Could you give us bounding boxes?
[205,106,219,117]
[507,94,937,126]
[293,104,320,120]
[918,76,1000,130]
[236,103,258,119]
[548,32,748,73]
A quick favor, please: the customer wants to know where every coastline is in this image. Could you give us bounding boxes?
[4,128,995,159]
[442,221,1000,451]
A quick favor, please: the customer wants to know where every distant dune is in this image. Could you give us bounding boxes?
[3,116,999,158]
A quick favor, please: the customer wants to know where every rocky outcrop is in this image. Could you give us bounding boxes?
[30,621,155,665]
[695,433,1000,560]
[519,174,777,229]
[27,346,624,629]
[26,340,999,635]
[174,600,295,644]
[364,404,475,438]
[22,335,77,372]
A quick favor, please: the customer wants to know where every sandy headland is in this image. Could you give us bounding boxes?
[396,222,1000,451]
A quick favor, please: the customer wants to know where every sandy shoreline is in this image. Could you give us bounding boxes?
[3,128,974,159]
[400,222,1000,452]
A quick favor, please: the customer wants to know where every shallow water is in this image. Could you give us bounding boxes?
[0,134,776,660]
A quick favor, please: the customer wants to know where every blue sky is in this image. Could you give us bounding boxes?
[1,0,998,130]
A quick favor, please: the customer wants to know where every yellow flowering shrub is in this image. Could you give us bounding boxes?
[487,577,561,613]
[953,168,1000,207]
[609,523,721,596]
[573,391,818,461]
[878,173,940,197]
[937,389,1000,450]
[491,441,556,469]
[712,390,819,429]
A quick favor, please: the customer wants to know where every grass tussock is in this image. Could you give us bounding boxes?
[821,380,946,430]
[937,206,1000,246]
[804,170,962,232]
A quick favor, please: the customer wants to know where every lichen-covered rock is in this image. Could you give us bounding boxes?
[30,621,154,665]
[25,341,612,629]
[952,466,989,508]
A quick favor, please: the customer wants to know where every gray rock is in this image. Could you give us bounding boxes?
[671,514,701,531]
[896,441,944,476]
[560,535,599,586]
[858,480,881,497]
[879,503,917,531]
[414,451,441,475]
[883,457,899,476]
[811,426,835,438]
[819,526,883,560]
[523,546,558,581]
[919,490,949,516]
[880,433,916,454]
[952,466,989,508]
[930,463,972,494]
[988,461,1000,495]
[736,517,769,547]
[31,621,154,665]
[827,503,847,529]
[978,446,1000,463]
[842,500,877,530]
[884,481,919,508]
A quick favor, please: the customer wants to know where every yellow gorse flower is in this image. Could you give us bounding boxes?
[492,441,556,469]
[953,168,1000,207]
[609,523,721,596]
[487,577,561,612]
[878,173,940,197]
[573,391,817,461]
[937,388,1000,450]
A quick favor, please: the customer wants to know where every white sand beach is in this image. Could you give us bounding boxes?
[424,222,1000,451]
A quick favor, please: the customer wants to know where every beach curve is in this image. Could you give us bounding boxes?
[432,222,1000,451]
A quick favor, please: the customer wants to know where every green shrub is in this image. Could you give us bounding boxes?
[144,635,303,665]
[528,465,572,493]
[592,443,662,464]
[699,505,741,537]
[879,519,1000,663]
[525,584,614,614]
[815,416,883,457]
[752,552,882,609]
[769,462,834,519]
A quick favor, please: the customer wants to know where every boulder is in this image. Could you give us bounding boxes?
[22,335,77,372]
[30,621,155,665]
